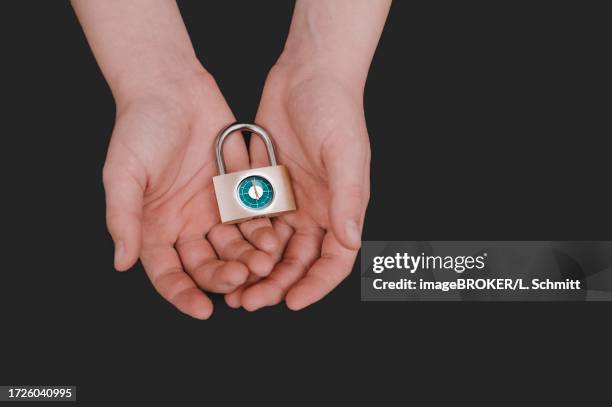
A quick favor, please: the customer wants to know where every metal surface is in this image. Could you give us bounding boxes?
[215,123,277,175]
[213,165,296,224]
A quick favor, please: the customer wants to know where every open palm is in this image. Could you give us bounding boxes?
[104,73,276,319]
[225,66,371,311]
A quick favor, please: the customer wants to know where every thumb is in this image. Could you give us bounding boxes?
[103,164,144,271]
[324,139,369,250]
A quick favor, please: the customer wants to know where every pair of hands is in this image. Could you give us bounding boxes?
[74,0,390,319]
[104,63,370,319]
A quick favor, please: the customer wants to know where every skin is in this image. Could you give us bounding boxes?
[72,0,279,319]
[72,0,391,318]
[226,0,391,311]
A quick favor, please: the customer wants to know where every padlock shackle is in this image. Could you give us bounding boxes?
[215,123,278,175]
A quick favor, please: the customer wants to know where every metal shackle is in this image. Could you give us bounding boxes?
[215,123,277,175]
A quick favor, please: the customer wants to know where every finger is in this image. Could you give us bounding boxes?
[285,232,358,311]
[224,218,294,308]
[255,217,294,262]
[238,218,279,254]
[102,164,144,271]
[324,137,369,251]
[224,274,260,309]
[140,244,213,320]
[248,124,274,168]
[175,236,249,293]
[207,224,275,277]
[241,226,323,311]
[220,128,251,173]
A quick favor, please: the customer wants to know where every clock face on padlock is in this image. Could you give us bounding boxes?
[237,175,274,210]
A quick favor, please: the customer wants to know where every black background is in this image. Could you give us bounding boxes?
[1,1,609,404]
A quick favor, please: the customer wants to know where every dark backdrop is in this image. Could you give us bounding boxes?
[0,1,609,404]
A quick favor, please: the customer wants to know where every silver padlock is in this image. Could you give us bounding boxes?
[213,123,297,224]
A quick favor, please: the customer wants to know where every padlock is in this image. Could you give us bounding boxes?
[213,123,297,224]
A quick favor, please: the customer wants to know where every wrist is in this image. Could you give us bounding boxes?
[276,44,369,92]
[111,57,209,108]
[271,51,367,103]
[276,0,390,91]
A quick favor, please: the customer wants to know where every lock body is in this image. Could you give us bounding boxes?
[213,164,296,224]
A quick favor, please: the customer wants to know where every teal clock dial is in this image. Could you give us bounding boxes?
[237,175,274,210]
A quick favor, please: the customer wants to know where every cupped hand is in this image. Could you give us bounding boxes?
[103,71,278,319]
[225,65,371,311]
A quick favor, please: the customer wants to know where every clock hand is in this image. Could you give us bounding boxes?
[251,178,260,200]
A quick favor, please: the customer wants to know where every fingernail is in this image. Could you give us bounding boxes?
[114,240,125,269]
[345,220,361,246]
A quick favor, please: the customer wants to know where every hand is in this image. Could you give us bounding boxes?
[223,0,389,311]
[103,71,278,319]
[225,64,371,311]
[73,0,388,317]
